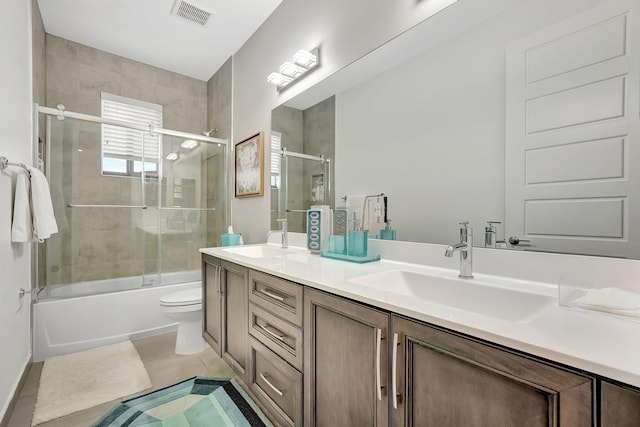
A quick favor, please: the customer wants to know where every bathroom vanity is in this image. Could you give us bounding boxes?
[200,242,640,426]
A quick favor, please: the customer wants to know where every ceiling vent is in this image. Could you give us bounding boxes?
[170,0,216,27]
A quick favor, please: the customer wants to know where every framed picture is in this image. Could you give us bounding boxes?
[235,132,264,197]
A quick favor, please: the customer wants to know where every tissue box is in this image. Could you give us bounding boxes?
[221,233,242,246]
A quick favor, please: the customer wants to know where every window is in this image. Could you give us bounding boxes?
[101,93,162,178]
[270,131,281,188]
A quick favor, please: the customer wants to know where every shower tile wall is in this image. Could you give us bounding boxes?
[271,106,304,232]
[206,57,232,246]
[45,35,211,285]
[270,97,335,233]
[303,96,335,210]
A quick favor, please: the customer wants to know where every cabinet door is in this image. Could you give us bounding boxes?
[221,260,248,379]
[392,315,593,427]
[304,288,389,427]
[601,380,640,426]
[202,255,221,354]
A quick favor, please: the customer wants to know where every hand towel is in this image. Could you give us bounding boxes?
[29,167,58,241]
[11,171,34,242]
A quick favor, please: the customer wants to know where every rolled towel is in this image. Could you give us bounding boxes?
[574,287,640,311]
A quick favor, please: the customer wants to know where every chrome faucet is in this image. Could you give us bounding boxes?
[445,222,473,279]
[267,218,288,248]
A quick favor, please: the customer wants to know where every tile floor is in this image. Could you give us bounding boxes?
[6,332,242,427]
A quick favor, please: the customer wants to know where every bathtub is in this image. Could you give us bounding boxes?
[33,272,202,362]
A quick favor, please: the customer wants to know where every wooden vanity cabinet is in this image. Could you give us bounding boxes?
[391,315,594,426]
[600,380,640,426]
[304,288,390,427]
[203,256,249,380]
[201,257,640,427]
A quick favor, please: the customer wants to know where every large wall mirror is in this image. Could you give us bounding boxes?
[270,0,640,259]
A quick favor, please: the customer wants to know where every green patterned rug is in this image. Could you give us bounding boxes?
[93,377,273,427]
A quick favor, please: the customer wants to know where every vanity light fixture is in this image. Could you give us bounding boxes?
[279,62,306,78]
[166,152,179,161]
[268,47,320,92]
[293,49,317,68]
[181,139,199,149]
[267,72,293,87]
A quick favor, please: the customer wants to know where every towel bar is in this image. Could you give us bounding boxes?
[0,156,30,173]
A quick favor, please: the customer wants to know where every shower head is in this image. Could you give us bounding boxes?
[203,128,219,137]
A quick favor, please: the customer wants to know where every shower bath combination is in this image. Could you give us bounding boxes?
[32,104,229,360]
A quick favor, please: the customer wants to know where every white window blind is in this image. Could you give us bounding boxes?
[271,131,282,174]
[101,93,162,161]
[270,131,282,188]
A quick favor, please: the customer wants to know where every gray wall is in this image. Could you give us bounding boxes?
[335,0,607,245]
[0,0,33,420]
[46,35,207,131]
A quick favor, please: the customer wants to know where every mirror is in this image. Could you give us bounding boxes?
[271,96,335,233]
[271,0,640,259]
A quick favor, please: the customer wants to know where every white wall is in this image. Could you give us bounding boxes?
[231,0,461,243]
[336,0,607,244]
[0,0,33,419]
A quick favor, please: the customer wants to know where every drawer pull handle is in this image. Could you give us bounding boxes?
[259,288,286,302]
[258,323,286,342]
[259,373,284,397]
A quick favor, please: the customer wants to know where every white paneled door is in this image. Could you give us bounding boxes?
[505,0,640,257]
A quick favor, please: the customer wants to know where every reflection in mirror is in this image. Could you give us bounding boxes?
[270,0,640,259]
[271,96,335,233]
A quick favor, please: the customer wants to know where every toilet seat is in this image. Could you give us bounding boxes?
[160,288,202,307]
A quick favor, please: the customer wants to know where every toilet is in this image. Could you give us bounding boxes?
[160,287,206,355]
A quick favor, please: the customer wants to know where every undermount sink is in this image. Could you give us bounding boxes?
[349,270,553,322]
[221,245,293,258]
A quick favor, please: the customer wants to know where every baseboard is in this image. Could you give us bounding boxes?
[0,357,33,427]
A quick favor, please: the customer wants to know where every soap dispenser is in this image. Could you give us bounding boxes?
[484,221,501,248]
[380,219,396,240]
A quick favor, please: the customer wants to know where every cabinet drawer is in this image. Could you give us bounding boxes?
[249,337,303,427]
[249,270,303,327]
[249,302,303,371]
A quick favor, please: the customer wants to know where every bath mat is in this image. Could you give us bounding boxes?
[93,377,273,427]
[32,340,152,426]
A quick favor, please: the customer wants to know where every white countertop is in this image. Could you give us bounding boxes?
[200,241,640,388]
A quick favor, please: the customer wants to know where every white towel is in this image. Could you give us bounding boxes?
[11,167,58,243]
[29,167,58,241]
[11,171,34,242]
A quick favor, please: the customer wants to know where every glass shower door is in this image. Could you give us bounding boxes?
[156,135,226,285]
[44,116,148,298]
